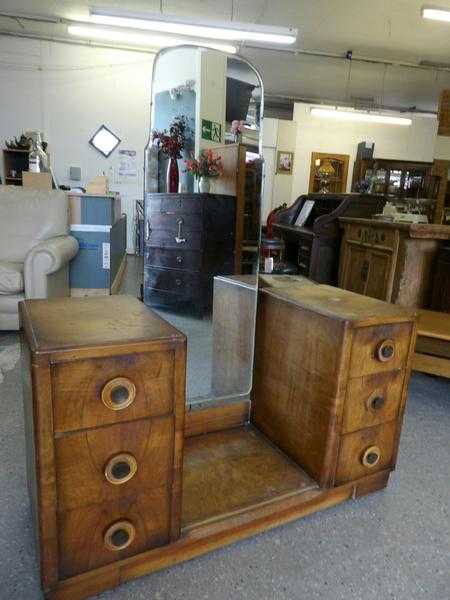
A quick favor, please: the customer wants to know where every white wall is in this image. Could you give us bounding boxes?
[262,117,297,221]
[291,103,439,201]
[0,35,154,252]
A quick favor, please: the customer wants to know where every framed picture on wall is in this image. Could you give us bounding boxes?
[276,151,294,175]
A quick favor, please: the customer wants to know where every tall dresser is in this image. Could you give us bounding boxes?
[144,193,236,315]
[20,295,186,596]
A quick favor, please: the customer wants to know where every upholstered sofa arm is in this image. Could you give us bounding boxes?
[24,235,79,298]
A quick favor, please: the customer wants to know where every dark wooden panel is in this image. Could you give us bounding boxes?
[145,247,202,272]
[55,416,174,511]
[52,351,174,433]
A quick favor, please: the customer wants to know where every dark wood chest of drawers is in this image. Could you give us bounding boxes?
[20,295,186,593]
[144,193,236,314]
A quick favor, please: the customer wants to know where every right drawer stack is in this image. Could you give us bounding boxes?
[335,321,413,485]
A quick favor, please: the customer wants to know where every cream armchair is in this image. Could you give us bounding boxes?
[0,186,79,330]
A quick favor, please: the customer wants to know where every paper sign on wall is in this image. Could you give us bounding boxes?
[102,243,110,270]
[117,149,138,182]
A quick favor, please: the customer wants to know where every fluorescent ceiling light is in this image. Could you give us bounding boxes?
[421,7,450,22]
[310,107,412,126]
[68,25,237,53]
[90,9,297,45]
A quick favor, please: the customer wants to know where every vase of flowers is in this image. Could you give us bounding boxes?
[152,115,190,193]
[231,119,245,143]
[185,149,224,194]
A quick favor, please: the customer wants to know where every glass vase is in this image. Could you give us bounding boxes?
[166,158,179,193]
[199,176,211,193]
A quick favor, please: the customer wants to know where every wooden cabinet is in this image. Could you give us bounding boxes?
[144,193,236,315]
[2,148,29,185]
[351,157,437,199]
[308,152,350,193]
[251,284,416,488]
[339,218,450,307]
[20,295,186,592]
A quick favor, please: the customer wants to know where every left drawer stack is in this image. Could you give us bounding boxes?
[20,295,186,595]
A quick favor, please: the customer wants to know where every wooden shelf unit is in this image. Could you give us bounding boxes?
[2,148,29,186]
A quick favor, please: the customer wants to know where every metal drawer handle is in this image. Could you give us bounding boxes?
[175,278,182,286]
[104,520,135,552]
[176,255,183,263]
[367,395,385,411]
[298,261,308,269]
[361,446,381,468]
[101,377,136,411]
[145,219,151,242]
[376,339,395,362]
[175,217,186,244]
[300,245,310,253]
[105,453,138,485]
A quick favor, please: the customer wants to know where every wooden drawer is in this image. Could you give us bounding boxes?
[58,488,171,578]
[149,212,203,234]
[55,415,174,511]
[335,420,397,485]
[145,247,202,272]
[342,370,404,433]
[345,224,397,249]
[349,322,412,377]
[146,194,202,215]
[52,351,174,433]
[144,267,201,296]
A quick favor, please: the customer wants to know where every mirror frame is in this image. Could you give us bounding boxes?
[144,45,265,410]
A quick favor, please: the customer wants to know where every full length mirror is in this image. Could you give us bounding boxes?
[143,46,263,404]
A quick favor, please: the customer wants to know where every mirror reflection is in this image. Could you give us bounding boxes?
[144,46,263,404]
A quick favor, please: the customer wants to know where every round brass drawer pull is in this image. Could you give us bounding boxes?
[376,339,395,362]
[101,377,136,411]
[104,520,135,552]
[367,395,385,411]
[104,453,138,485]
[361,446,381,468]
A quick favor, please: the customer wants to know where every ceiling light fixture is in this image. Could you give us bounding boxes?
[89,8,297,45]
[68,25,237,53]
[421,7,450,22]
[310,107,412,126]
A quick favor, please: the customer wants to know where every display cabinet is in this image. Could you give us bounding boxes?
[308,152,350,194]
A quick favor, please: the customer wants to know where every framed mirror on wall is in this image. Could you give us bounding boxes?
[143,45,264,405]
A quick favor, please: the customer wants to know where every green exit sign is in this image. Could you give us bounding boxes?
[201,119,222,143]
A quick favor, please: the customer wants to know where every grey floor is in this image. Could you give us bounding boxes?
[0,263,449,599]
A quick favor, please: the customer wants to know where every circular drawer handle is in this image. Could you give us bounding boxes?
[376,339,395,362]
[101,377,136,411]
[361,446,381,468]
[367,395,385,412]
[176,255,183,263]
[104,453,138,485]
[104,520,135,552]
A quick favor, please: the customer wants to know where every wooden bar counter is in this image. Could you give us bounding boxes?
[338,217,450,308]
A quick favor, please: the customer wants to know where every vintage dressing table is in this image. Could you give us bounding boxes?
[20,45,417,600]
[21,286,416,600]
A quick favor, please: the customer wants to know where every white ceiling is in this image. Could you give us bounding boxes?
[1,0,450,110]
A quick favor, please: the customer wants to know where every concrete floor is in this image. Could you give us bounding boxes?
[0,263,449,599]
